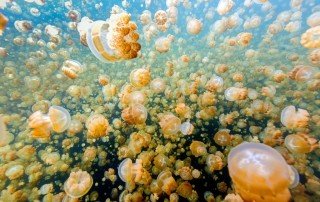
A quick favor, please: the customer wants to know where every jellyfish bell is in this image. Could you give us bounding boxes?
[224,87,247,101]
[281,105,309,129]
[214,129,232,146]
[301,26,320,49]
[190,141,207,157]
[284,133,318,154]
[121,104,148,125]
[61,59,83,79]
[0,13,8,36]
[159,113,181,137]
[86,114,109,139]
[5,164,24,180]
[217,0,234,15]
[180,120,194,135]
[186,18,202,35]
[289,65,314,82]
[155,35,174,53]
[228,142,294,201]
[307,12,320,28]
[48,106,71,133]
[156,170,177,195]
[150,78,166,94]
[64,170,93,198]
[28,111,52,139]
[130,67,151,87]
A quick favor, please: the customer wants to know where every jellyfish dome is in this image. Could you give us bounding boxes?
[228,142,295,202]
[64,170,93,198]
[48,106,71,133]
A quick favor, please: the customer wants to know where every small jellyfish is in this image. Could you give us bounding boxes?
[281,105,309,129]
[28,111,52,139]
[5,164,24,180]
[0,13,8,35]
[150,78,166,94]
[206,154,224,173]
[190,141,207,157]
[205,76,224,92]
[86,114,109,139]
[156,170,177,195]
[155,35,174,53]
[288,65,314,82]
[130,67,151,87]
[180,120,194,135]
[48,106,71,133]
[301,26,320,49]
[228,142,295,202]
[159,113,181,137]
[214,129,232,146]
[307,12,320,27]
[154,10,167,26]
[186,18,202,35]
[64,170,93,198]
[224,87,247,101]
[217,0,234,15]
[237,32,253,46]
[61,60,83,79]
[121,104,148,125]
[284,133,318,154]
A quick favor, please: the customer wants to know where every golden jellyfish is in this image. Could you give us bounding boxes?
[214,129,232,146]
[150,78,166,93]
[224,87,247,101]
[155,35,174,53]
[217,0,234,15]
[156,170,177,195]
[140,10,152,25]
[85,6,141,62]
[64,170,93,198]
[154,10,167,26]
[61,60,83,79]
[68,119,83,136]
[159,113,181,137]
[127,132,151,156]
[127,91,147,106]
[102,84,117,101]
[86,114,109,139]
[98,74,110,86]
[0,13,8,35]
[176,181,193,199]
[309,49,320,65]
[121,103,148,125]
[307,12,320,27]
[130,67,151,87]
[205,75,224,92]
[237,32,253,46]
[5,164,24,180]
[118,158,144,188]
[28,111,51,139]
[186,18,202,35]
[289,65,314,82]
[206,154,224,173]
[48,106,71,133]
[284,134,318,154]
[180,120,194,135]
[175,103,191,119]
[301,26,320,49]
[281,105,309,129]
[190,141,207,157]
[228,142,296,202]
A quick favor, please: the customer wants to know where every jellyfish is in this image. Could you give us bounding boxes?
[86,114,109,139]
[214,129,232,146]
[288,65,314,82]
[307,12,320,28]
[61,60,83,79]
[190,141,207,157]
[121,104,148,125]
[130,68,151,87]
[155,35,174,53]
[217,0,234,15]
[48,106,71,133]
[154,10,168,31]
[309,49,320,65]
[281,105,309,129]
[150,78,166,94]
[28,111,51,139]
[156,170,177,195]
[284,133,318,154]
[0,13,8,35]
[186,18,202,35]
[237,32,253,46]
[301,26,320,49]
[159,113,181,138]
[0,116,14,147]
[205,76,224,92]
[180,120,194,135]
[64,170,93,198]
[228,142,297,201]
[224,87,247,101]
[206,154,224,173]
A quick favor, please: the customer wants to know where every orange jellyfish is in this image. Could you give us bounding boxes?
[284,133,318,154]
[159,113,181,138]
[187,18,202,35]
[228,142,298,202]
[130,67,151,88]
[118,158,145,190]
[224,87,247,101]
[64,170,93,198]
[301,26,320,48]
[0,13,8,36]
[150,78,166,94]
[48,106,71,133]
[190,141,207,157]
[288,65,314,82]
[214,129,232,146]
[61,59,83,79]
[156,170,177,195]
[281,105,309,129]
[28,111,51,139]
[121,104,148,125]
[86,114,109,139]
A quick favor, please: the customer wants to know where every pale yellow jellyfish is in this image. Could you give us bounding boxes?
[214,129,232,146]
[0,116,14,147]
[5,164,24,180]
[228,142,300,202]
[301,26,320,48]
[288,65,314,82]
[186,18,202,35]
[61,59,83,79]
[130,67,151,87]
[190,141,207,157]
[206,154,224,173]
[217,0,234,15]
[284,133,318,154]
[281,105,309,129]
[307,12,320,27]
[0,13,8,36]
[150,78,166,94]
[159,113,181,137]
[121,104,148,125]
[48,106,71,133]
[64,170,93,198]
[224,87,247,101]
[86,114,109,139]
[28,111,51,139]
[156,170,177,195]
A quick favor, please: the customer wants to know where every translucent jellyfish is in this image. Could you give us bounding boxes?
[64,170,93,198]
[5,164,24,180]
[14,20,33,32]
[155,34,174,53]
[159,113,181,137]
[48,106,71,133]
[284,134,318,154]
[176,181,193,199]
[206,154,223,173]
[190,141,207,157]
[301,26,320,49]
[121,104,148,125]
[237,32,253,46]
[214,129,232,146]
[224,87,247,101]
[86,114,109,139]
[61,59,83,79]
[180,120,194,135]
[228,142,294,201]
[284,21,301,33]
[289,65,314,82]
[0,13,8,35]
[156,170,177,195]
[217,0,234,15]
[130,68,151,87]
[281,105,309,129]
[186,18,202,35]
[28,111,51,139]
[154,10,167,26]
[140,10,152,25]
[150,78,166,93]
[307,12,320,27]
